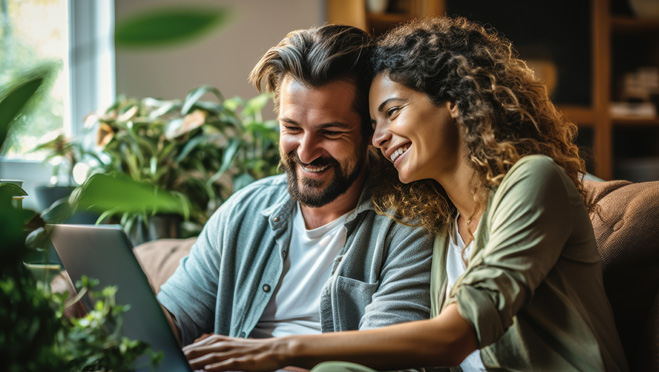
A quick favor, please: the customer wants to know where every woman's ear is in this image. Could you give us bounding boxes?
[448,101,460,119]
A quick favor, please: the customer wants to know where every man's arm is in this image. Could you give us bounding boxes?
[182,303,477,371]
[358,221,435,329]
[160,303,182,345]
[156,208,224,345]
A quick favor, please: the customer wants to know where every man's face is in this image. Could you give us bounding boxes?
[278,75,368,208]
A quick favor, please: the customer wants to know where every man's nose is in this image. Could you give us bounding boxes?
[297,132,322,164]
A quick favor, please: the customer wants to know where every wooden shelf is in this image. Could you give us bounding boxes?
[559,105,597,125]
[611,16,659,33]
[612,116,659,126]
[327,0,659,181]
[366,12,412,24]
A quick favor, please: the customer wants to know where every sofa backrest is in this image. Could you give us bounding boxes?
[128,181,659,370]
[585,179,659,372]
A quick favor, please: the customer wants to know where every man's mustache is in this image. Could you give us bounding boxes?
[284,152,335,168]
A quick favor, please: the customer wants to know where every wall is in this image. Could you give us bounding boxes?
[114,0,324,104]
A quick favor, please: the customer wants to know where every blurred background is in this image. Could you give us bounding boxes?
[1,0,658,212]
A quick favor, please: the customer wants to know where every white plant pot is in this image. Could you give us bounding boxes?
[367,0,389,14]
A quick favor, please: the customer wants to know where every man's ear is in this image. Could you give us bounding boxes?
[448,101,459,119]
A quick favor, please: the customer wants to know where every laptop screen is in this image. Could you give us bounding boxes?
[48,224,192,372]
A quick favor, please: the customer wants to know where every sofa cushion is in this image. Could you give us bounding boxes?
[585,179,659,371]
[133,237,196,294]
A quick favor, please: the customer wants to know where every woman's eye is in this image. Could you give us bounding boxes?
[386,107,400,118]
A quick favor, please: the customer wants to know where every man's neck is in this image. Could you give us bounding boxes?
[299,168,368,230]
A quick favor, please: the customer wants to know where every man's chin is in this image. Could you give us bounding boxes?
[299,176,327,189]
[297,184,327,200]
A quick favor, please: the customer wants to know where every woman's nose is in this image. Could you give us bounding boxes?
[371,122,391,149]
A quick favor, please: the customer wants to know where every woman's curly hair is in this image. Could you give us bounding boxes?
[370,16,591,234]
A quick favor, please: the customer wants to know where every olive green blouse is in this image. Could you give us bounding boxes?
[431,155,628,371]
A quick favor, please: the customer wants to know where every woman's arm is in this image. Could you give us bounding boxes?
[184,304,477,372]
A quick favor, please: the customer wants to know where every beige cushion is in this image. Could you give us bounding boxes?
[133,237,196,294]
[586,180,659,371]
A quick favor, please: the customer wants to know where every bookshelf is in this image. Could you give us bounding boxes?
[327,0,659,181]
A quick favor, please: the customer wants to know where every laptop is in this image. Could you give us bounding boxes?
[48,224,192,372]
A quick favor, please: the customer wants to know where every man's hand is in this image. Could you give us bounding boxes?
[183,334,292,372]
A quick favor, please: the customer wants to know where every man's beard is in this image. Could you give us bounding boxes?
[280,149,366,208]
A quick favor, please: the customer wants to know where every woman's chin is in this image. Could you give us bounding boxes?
[397,172,415,184]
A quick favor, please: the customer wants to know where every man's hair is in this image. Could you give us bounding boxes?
[249,24,373,138]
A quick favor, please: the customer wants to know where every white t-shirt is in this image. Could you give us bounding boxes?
[447,215,487,372]
[250,203,349,338]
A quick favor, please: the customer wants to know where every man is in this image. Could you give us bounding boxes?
[157,24,433,353]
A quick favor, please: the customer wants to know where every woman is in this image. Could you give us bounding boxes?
[184,17,628,372]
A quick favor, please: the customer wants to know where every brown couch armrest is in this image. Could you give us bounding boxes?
[133,237,196,294]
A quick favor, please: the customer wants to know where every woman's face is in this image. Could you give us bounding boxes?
[369,74,463,184]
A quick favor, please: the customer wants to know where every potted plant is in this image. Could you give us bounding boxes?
[84,85,281,244]
[1,69,165,372]
[29,132,101,220]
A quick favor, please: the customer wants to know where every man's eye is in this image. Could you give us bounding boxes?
[284,126,301,132]
[323,130,341,137]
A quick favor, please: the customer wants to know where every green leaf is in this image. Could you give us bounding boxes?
[145,99,180,120]
[175,135,207,163]
[39,197,73,224]
[242,93,272,116]
[210,137,241,184]
[71,173,190,218]
[181,85,225,115]
[115,7,232,47]
[0,182,28,197]
[0,69,49,147]
[223,96,246,111]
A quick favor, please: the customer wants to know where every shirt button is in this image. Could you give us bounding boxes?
[239,332,246,338]
[273,217,279,222]
[282,250,288,258]
[262,284,271,292]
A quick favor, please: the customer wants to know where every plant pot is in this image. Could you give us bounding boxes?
[128,214,183,247]
[34,185,99,224]
[23,261,62,285]
[22,244,63,283]
[34,185,76,211]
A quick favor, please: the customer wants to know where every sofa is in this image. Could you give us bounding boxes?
[584,179,658,372]
[53,179,659,371]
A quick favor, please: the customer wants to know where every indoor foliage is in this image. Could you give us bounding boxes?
[85,85,281,236]
[0,69,164,372]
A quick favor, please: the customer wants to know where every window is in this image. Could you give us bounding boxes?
[0,0,115,207]
[0,0,70,160]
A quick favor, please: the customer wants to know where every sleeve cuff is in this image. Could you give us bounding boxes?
[453,285,507,347]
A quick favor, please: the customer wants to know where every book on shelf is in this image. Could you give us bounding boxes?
[610,101,657,118]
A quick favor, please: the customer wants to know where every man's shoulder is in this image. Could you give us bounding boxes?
[211,174,290,218]
[227,174,289,202]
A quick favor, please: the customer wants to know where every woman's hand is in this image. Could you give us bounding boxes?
[183,334,291,372]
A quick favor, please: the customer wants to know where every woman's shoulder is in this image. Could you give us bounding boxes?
[501,154,565,186]
[509,154,559,173]
[493,154,573,203]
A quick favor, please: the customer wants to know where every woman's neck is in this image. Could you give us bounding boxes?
[440,164,483,248]
[437,161,480,221]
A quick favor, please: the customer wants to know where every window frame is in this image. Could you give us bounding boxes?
[0,0,115,210]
